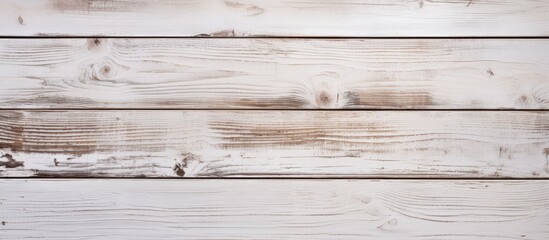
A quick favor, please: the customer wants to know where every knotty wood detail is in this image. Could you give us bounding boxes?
[1,39,548,109]
[1,110,548,178]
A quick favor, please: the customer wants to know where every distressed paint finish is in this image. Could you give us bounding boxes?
[1,0,549,37]
[1,1,549,239]
[0,179,548,239]
[0,38,548,109]
[1,110,548,178]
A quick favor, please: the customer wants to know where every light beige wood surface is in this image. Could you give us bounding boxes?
[1,38,548,109]
[1,110,548,178]
[1,179,547,239]
[1,0,549,37]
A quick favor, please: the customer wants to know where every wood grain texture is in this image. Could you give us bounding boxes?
[1,110,548,178]
[1,38,549,109]
[1,0,549,37]
[1,179,548,239]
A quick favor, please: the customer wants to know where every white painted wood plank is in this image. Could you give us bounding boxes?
[1,0,549,37]
[1,38,548,109]
[0,179,547,239]
[1,110,548,178]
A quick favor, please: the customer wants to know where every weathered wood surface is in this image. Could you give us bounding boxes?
[1,179,547,239]
[1,0,549,37]
[1,38,548,109]
[1,110,548,178]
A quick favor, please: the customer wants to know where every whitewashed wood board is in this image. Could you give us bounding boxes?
[1,179,547,239]
[1,110,548,178]
[1,38,548,109]
[1,0,549,37]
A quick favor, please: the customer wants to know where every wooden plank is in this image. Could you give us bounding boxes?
[1,38,549,109]
[1,0,549,37]
[1,179,547,239]
[1,110,548,178]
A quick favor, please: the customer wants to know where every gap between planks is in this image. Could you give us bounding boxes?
[2,36,549,39]
[1,109,549,111]
[2,176,549,180]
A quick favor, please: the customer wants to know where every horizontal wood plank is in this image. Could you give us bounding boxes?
[1,38,549,109]
[1,110,548,178]
[1,0,549,37]
[1,179,548,239]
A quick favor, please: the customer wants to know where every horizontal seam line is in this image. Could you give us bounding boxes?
[1,177,548,180]
[1,36,549,39]
[1,108,549,111]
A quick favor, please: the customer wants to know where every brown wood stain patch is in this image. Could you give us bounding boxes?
[50,0,148,13]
